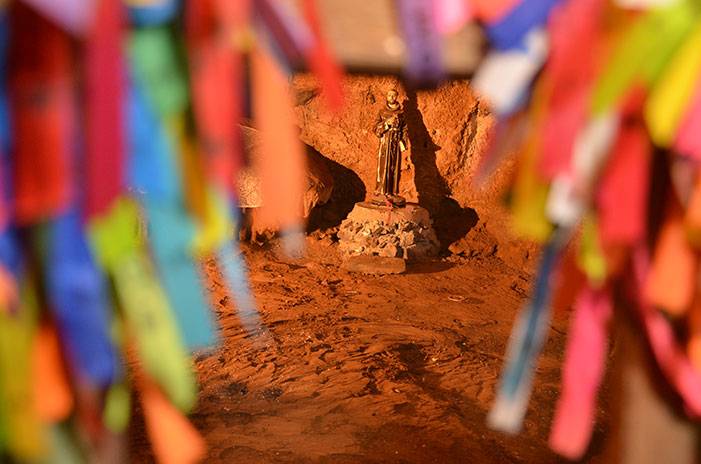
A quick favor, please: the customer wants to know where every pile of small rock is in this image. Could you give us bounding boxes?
[338,216,439,260]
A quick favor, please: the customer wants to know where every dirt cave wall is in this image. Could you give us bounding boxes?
[291,74,534,265]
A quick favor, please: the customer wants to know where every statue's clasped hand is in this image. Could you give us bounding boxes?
[385,117,399,131]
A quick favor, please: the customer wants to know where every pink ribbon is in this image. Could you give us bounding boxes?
[538,0,605,180]
[549,284,612,459]
[85,0,125,219]
[674,76,701,161]
[434,0,473,35]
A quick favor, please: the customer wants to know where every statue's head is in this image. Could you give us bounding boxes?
[386,89,399,105]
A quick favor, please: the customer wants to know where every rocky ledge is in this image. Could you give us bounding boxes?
[338,202,439,261]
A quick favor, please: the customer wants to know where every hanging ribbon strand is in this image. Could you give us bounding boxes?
[396,0,446,88]
[471,0,701,458]
[0,0,340,459]
[85,0,125,220]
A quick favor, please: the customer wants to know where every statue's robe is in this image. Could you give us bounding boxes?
[374,104,407,196]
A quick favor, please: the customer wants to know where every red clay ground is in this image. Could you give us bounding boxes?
[129,237,610,463]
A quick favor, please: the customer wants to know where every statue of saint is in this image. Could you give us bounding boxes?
[372,89,408,207]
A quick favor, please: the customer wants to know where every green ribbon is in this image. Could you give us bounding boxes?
[89,198,196,412]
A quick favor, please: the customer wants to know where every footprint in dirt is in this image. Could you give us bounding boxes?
[225,381,249,397]
[219,411,254,426]
[392,343,445,395]
[395,343,427,373]
[261,386,283,401]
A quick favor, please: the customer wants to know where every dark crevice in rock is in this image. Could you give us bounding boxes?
[307,155,366,233]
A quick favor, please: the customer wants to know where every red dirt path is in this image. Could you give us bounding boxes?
[130,238,609,463]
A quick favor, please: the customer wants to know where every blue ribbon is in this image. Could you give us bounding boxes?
[128,0,181,27]
[0,229,20,281]
[127,82,178,200]
[127,80,217,350]
[486,0,562,51]
[217,239,265,341]
[46,208,120,386]
[0,10,19,290]
[488,228,568,432]
[145,201,217,350]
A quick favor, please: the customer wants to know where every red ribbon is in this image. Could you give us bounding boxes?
[9,3,74,224]
[538,0,605,180]
[596,94,650,247]
[549,284,612,459]
[186,0,247,195]
[301,0,344,111]
[85,0,125,218]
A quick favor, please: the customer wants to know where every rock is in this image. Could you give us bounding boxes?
[237,125,335,242]
[303,151,334,218]
[338,202,439,260]
[400,230,416,247]
[381,244,400,258]
[405,242,437,261]
[342,256,406,275]
[304,261,324,272]
[238,167,264,209]
[237,125,334,216]
[345,202,432,227]
[448,230,496,259]
[448,238,470,256]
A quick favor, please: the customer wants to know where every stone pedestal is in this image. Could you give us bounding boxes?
[338,202,439,261]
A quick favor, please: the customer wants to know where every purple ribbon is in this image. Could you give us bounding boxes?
[254,0,312,71]
[396,0,445,87]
